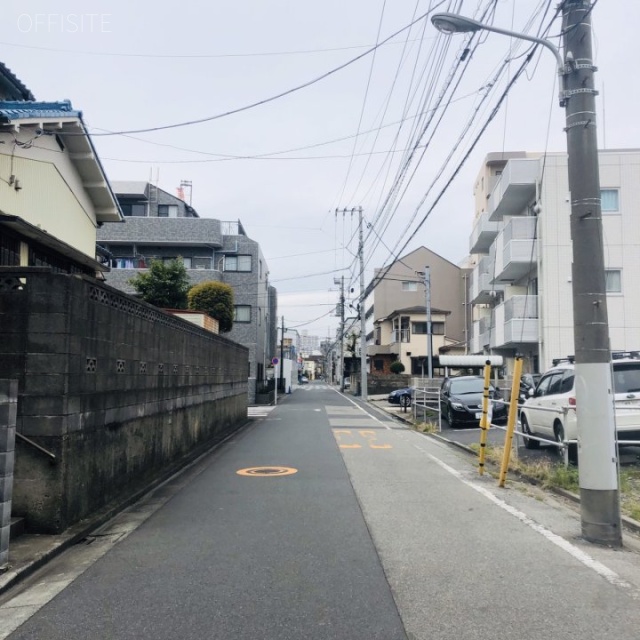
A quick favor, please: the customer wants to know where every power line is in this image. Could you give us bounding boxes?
[64,7,446,138]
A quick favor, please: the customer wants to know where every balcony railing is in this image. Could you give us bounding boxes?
[470,257,505,304]
[392,329,411,343]
[469,212,500,254]
[488,158,539,221]
[491,295,539,347]
[492,218,537,284]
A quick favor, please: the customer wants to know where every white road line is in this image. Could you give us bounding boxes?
[410,441,636,595]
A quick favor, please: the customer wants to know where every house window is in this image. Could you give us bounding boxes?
[0,232,20,266]
[601,189,619,213]
[374,359,384,371]
[225,255,252,272]
[606,269,622,293]
[411,321,445,335]
[234,305,251,322]
[192,257,212,269]
[120,203,147,217]
[401,281,418,291]
[158,204,179,218]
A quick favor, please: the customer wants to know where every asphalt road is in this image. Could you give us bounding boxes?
[5,382,640,639]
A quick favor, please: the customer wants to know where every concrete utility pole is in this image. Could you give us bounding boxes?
[334,276,345,391]
[562,0,620,546]
[336,207,367,400]
[431,0,621,547]
[279,315,285,393]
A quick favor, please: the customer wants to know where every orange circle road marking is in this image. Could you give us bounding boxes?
[236,466,298,477]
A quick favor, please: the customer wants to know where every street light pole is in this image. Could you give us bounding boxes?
[432,2,621,547]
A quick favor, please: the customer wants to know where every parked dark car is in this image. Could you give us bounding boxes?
[388,387,413,407]
[440,376,507,428]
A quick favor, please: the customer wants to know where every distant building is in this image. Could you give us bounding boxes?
[366,246,468,377]
[96,181,277,402]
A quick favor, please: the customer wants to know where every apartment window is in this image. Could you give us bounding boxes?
[120,203,147,217]
[225,255,252,272]
[606,269,622,293]
[234,305,251,322]
[192,257,212,269]
[601,189,619,213]
[401,281,418,292]
[158,204,179,218]
[160,257,191,268]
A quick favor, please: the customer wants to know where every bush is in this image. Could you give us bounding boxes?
[188,281,234,333]
[390,361,405,374]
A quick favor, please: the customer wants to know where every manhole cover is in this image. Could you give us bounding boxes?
[236,466,298,477]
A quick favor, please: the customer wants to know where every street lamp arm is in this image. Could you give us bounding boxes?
[431,13,565,103]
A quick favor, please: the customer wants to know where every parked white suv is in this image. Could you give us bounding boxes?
[520,352,640,461]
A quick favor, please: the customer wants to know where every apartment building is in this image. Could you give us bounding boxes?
[468,150,640,375]
[97,182,277,402]
[366,246,468,376]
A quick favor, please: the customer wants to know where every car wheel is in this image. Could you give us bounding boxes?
[521,415,540,450]
[447,406,457,428]
[554,421,578,464]
[400,395,410,408]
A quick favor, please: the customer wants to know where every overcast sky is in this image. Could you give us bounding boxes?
[3,1,639,342]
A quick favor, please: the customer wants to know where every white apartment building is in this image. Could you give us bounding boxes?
[468,150,640,376]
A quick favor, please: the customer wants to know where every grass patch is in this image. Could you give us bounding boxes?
[467,444,640,521]
[413,420,439,434]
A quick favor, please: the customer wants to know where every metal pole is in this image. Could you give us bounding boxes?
[279,315,285,393]
[357,207,368,401]
[562,0,621,546]
[424,266,433,380]
[340,276,345,391]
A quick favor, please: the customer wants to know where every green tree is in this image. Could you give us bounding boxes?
[188,281,234,333]
[390,360,405,374]
[128,259,190,309]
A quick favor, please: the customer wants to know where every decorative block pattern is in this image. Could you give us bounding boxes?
[0,378,17,570]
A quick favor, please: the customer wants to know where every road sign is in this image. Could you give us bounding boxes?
[272,357,279,365]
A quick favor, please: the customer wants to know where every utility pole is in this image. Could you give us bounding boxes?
[424,266,433,380]
[430,0,621,547]
[563,0,621,546]
[279,315,285,393]
[336,207,367,400]
[334,276,345,391]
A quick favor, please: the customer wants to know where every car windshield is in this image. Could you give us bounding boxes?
[613,364,640,394]
[449,378,492,395]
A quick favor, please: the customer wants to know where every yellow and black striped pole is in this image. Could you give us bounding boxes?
[478,360,492,476]
[499,357,523,487]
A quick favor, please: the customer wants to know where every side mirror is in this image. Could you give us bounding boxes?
[528,388,534,397]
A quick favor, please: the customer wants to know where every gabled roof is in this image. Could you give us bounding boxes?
[0,100,122,223]
[0,62,34,101]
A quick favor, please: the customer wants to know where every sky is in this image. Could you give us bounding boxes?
[3,1,640,342]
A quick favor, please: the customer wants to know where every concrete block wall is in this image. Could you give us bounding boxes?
[0,271,249,534]
[0,379,17,569]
